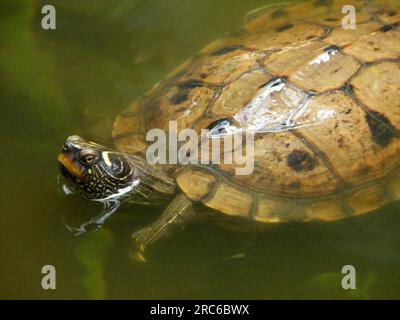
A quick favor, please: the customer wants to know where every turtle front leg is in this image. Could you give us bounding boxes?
[130,194,196,262]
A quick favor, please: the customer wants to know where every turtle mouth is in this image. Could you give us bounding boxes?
[58,153,86,181]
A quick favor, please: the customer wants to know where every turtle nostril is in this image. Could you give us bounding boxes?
[62,143,79,154]
[62,144,70,153]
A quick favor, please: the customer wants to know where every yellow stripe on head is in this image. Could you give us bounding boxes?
[102,151,112,167]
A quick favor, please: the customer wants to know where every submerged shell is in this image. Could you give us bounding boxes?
[113,0,400,222]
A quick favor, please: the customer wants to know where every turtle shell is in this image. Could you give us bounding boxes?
[113,0,400,222]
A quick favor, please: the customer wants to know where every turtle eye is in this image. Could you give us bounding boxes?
[83,154,95,164]
[82,153,96,165]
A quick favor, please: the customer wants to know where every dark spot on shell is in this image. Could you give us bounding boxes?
[177,79,204,89]
[210,45,243,56]
[344,107,352,115]
[324,45,341,53]
[287,150,317,172]
[259,77,285,89]
[206,118,236,136]
[345,83,354,95]
[170,91,188,105]
[365,111,395,147]
[314,0,333,7]
[379,24,395,33]
[271,8,288,19]
[275,23,294,33]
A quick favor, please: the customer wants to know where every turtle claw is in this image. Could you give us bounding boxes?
[129,247,147,263]
[130,230,150,263]
[129,239,148,263]
[128,194,195,263]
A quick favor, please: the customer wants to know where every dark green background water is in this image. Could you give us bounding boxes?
[1,0,399,299]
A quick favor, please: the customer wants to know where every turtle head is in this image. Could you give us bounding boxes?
[58,135,136,200]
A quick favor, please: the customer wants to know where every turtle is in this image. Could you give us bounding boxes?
[58,0,400,261]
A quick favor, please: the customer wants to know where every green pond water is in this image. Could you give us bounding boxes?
[1,0,400,299]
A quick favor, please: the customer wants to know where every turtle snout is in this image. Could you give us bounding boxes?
[62,135,85,157]
[58,136,87,180]
[61,141,80,159]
